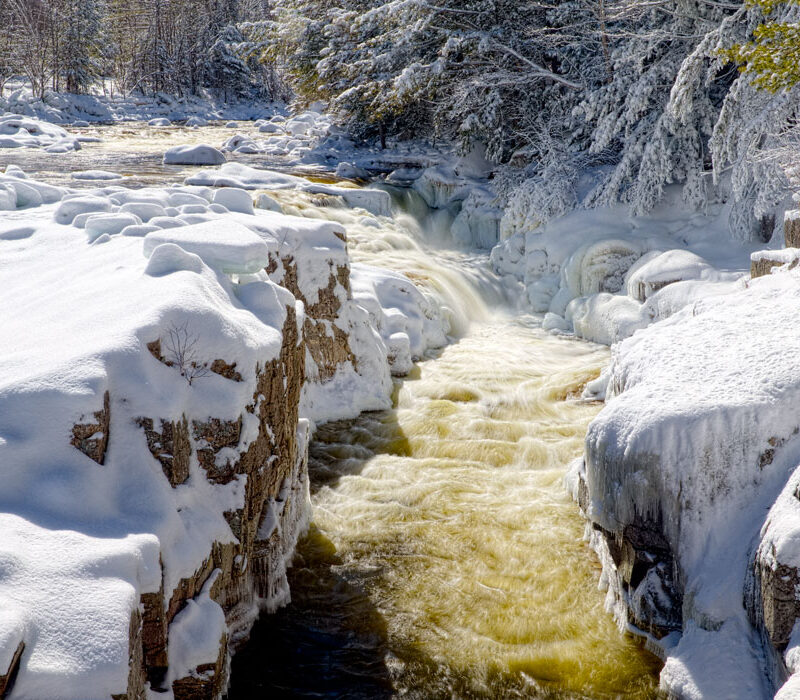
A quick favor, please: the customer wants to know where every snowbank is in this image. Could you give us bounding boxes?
[491,194,755,345]
[0,84,275,124]
[574,260,800,698]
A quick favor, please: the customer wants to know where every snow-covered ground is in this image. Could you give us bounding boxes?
[0,84,277,124]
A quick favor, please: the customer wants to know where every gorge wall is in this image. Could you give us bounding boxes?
[571,213,800,699]
[0,174,440,700]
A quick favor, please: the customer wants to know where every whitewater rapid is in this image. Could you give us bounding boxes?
[230,185,661,698]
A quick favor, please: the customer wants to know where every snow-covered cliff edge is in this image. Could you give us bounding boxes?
[0,169,445,699]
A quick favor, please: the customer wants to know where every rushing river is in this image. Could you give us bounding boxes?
[6,124,662,699]
[232,184,662,698]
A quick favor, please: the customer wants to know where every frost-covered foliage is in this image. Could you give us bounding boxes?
[254,0,576,153]
[1,0,284,101]
[260,0,800,241]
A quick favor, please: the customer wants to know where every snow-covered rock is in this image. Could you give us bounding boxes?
[164,144,226,166]
[143,220,270,273]
[212,187,254,215]
[72,170,123,181]
[0,114,80,151]
[573,262,800,698]
[491,197,751,343]
[335,161,369,179]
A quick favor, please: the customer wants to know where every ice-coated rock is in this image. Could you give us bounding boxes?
[335,162,369,180]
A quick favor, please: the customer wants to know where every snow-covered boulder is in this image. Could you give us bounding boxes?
[335,161,368,180]
[350,263,447,375]
[0,114,80,151]
[221,133,262,154]
[163,144,226,166]
[143,220,269,273]
[148,117,172,127]
[85,213,142,242]
[54,196,113,225]
[212,187,254,215]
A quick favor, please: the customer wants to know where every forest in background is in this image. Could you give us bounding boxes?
[1,0,799,241]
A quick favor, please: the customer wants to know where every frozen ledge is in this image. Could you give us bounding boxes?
[577,263,800,699]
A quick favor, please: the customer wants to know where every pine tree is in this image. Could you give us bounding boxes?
[61,0,106,93]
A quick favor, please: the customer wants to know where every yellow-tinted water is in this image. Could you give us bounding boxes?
[306,322,659,698]
[231,188,661,698]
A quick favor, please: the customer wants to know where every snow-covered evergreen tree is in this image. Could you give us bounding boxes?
[60,0,106,93]
[206,25,252,99]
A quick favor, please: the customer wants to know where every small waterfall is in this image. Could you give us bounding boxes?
[267,184,507,337]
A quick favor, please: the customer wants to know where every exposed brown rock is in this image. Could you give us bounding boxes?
[209,359,243,382]
[124,307,308,697]
[0,641,24,699]
[136,417,191,486]
[171,633,228,700]
[757,556,800,650]
[593,515,682,639]
[70,390,109,464]
[785,212,800,248]
[147,339,167,364]
[141,587,169,690]
[192,417,242,484]
[273,255,356,382]
[113,607,146,700]
[750,256,799,279]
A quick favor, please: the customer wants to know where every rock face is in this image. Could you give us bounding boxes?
[270,253,356,382]
[573,260,800,698]
[80,224,368,699]
[114,309,308,699]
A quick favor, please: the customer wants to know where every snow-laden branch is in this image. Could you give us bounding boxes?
[491,40,582,89]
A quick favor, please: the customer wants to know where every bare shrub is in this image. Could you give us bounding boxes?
[163,321,210,386]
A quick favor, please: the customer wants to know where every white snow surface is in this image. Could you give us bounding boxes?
[143,220,270,273]
[163,144,226,166]
[0,114,80,151]
[491,191,757,345]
